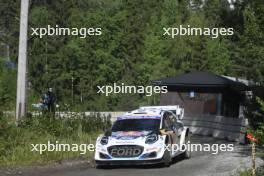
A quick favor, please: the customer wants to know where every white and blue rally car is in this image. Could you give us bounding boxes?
[94,106,190,167]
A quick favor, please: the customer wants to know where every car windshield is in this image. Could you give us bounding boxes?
[111,119,160,132]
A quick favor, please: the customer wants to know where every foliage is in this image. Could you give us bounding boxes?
[0,114,111,166]
[246,96,264,145]
[253,97,264,145]
[239,166,264,176]
[0,0,264,111]
[0,59,16,110]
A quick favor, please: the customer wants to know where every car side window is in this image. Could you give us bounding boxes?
[162,112,173,130]
[167,112,176,124]
[166,111,184,132]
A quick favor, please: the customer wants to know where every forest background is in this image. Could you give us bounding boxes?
[0,0,263,111]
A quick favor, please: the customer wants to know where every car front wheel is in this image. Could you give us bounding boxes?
[163,136,172,167]
[183,134,191,159]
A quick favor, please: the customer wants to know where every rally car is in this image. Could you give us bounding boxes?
[94,106,190,168]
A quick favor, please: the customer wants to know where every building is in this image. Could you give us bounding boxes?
[153,71,250,142]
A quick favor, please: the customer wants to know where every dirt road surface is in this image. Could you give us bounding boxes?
[1,135,263,176]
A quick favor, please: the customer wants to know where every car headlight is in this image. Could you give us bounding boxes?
[100,136,108,145]
[145,134,158,144]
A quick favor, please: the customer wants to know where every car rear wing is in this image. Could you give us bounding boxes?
[139,105,184,119]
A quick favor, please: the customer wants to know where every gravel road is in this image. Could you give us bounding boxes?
[1,135,263,176]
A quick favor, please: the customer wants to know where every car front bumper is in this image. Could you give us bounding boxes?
[95,158,164,166]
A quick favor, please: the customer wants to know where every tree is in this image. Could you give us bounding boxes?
[234,4,264,84]
[206,39,231,75]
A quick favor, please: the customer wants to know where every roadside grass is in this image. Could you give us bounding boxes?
[238,147,264,176]
[256,151,264,158]
[239,166,264,176]
[0,113,111,167]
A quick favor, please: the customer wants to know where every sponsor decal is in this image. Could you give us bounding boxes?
[112,131,151,140]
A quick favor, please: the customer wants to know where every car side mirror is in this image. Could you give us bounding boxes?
[164,127,173,133]
[104,128,112,136]
[166,129,173,133]
[159,129,166,135]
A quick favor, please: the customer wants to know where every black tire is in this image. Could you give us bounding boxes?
[96,165,109,169]
[183,133,191,159]
[96,165,103,169]
[163,149,172,167]
[163,136,172,167]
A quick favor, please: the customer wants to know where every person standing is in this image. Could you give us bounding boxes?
[46,88,56,115]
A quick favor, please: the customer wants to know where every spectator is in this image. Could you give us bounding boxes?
[46,88,56,115]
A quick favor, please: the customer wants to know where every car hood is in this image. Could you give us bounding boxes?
[111,131,152,140]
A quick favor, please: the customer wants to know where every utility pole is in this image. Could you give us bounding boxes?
[16,0,29,120]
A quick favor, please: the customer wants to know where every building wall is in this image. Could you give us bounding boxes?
[159,91,246,142]
[160,91,219,116]
[182,115,248,142]
[160,91,242,117]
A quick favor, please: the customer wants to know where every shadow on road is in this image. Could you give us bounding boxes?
[97,135,264,170]
[97,155,185,170]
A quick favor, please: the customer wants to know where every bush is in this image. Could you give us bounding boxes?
[253,97,264,145]
[246,97,264,145]
[239,166,264,176]
[0,113,111,166]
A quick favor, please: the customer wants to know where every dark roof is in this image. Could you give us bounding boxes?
[152,71,249,91]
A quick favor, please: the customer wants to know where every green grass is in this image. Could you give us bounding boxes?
[239,166,264,176]
[0,114,111,166]
[239,170,251,176]
[256,151,264,158]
